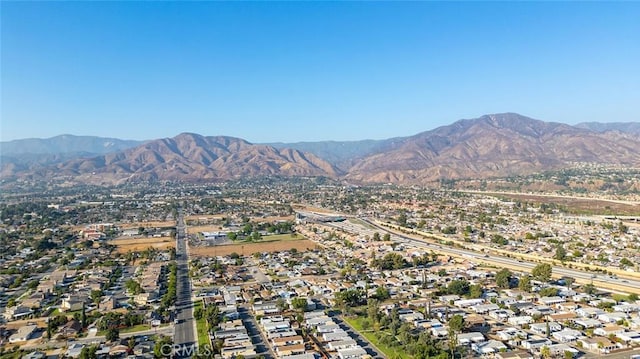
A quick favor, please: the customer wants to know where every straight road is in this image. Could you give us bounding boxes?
[173,210,198,358]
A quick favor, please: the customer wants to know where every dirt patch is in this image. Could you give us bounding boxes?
[190,239,319,257]
[487,193,640,216]
[120,221,176,229]
[188,225,225,234]
[111,237,175,253]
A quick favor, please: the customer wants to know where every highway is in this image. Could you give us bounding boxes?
[357,218,640,294]
[173,210,198,358]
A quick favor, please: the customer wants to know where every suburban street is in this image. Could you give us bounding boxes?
[173,210,198,358]
[239,305,275,359]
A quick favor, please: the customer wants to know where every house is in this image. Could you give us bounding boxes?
[575,306,604,318]
[58,319,83,338]
[495,350,534,359]
[3,305,33,320]
[598,312,627,323]
[22,352,46,359]
[529,322,562,335]
[61,295,85,312]
[573,318,602,329]
[538,296,565,306]
[547,343,579,358]
[472,340,507,355]
[551,328,582,343]
[9,325,37,343]
[520,337,552,350]
[594,324,625,337]
[616,331,640,344]
[457,332,485,345]
[578,337,618,354]
[507,316,533,326]
[337,346,367,359]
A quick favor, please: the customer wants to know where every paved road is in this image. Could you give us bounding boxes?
[173,210,198,358]
[361,218,640,293]
[239,305,274,359]
[19,326,173,351]
[328,311,385,359]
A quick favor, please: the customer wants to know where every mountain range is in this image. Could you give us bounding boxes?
[1,113,639,185]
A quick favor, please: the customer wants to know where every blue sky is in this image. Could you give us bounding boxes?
[1,1,639,142]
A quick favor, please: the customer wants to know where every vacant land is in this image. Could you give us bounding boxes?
[488,193,640,215]
[190,238,318,257]
[189,225,225,234]
[111,237,175,253]
[119,221,176,229]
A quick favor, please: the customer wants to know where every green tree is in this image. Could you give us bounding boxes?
[153,335,173,358]
[105,327,120,342]
[532,263,553,282]
[383,233,391,241]
[375,286,390,300]
[583,283,597,295]
[539,287,559,297]
[469,284,483,299]
[90,289,103,305]
[554,245,567,261]
[449,314,465,332]
[448,279,470,296]
[291,297,308,312]
[79,344,98,359]
[518,275,533,292]
[495,269,512,289]
[372,232,380,241]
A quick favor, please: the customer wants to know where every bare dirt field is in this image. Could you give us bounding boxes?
[490,193,640,216]
[188,225,225,234]
[111,237,175,253]
[119,221,176,229]
[189,239,319,257]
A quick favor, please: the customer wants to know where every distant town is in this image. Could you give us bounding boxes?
[1,172,640,359]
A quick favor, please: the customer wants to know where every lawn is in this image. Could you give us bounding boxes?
[194,301,210,347]
[343,316,411,359]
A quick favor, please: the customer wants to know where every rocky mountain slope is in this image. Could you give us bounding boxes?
[2,114,639,184]
[6,133,340,184]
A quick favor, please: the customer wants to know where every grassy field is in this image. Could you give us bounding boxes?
[343,316,411,359]
[194,301,210,347]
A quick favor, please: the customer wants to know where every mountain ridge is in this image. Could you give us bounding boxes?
[2,114,639,185]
